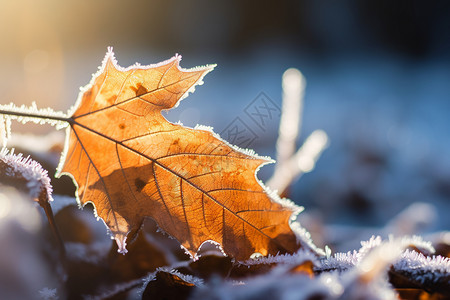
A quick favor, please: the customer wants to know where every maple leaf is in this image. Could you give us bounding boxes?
[57,48,301,260]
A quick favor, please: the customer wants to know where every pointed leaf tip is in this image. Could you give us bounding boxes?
[115,235,128,254]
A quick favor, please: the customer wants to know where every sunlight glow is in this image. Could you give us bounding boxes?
[0,193,11,219]
[24,49,50,74]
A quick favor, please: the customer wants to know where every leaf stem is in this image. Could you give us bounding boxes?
[41,199,66,258]
[0,109,73,124]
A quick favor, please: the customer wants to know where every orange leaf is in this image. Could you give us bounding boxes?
[57,48,301,260]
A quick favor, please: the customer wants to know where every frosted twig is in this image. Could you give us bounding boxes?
[277,68,305,165]
[0,115,11,147]
[267,69,329,195]
[268,129,329,195]
[392,249,450,289]
[0,102,70,130]
[0,102,70,150]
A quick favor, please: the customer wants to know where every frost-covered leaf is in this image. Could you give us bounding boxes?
[185,253,234,279]
[232,249,318,278]
[0,147,53,205]
[140,268,202,300]
[317,235,435,273]
[390,249,450,296]
[57,48,303,260]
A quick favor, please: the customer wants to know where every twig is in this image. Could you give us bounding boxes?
[276,68,305,165]
[41,198,66,258]
[268,130,329,195]
[0,108,72,123]
[267,68,329,195]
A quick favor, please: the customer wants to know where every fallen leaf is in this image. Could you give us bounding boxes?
[186,254,234,280]
[57,48,300,260]
[288,260,315,278]
[64,230,169,298]
[141,269,200,300]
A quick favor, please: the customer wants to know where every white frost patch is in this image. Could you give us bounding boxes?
[318,235,435,274]
[0,148,53,202]
[196,239,228,259]
[397,234,435,254]
[38,287,57,300]
[319,250,360,272]
[193,124,214,132]
[393,249,450,284]
[358,235,383,258]
[240,249,318,267]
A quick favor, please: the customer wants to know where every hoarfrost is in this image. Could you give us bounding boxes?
[0,115,11,147]
[318,235,436,274]
[137,267,204,297]
[240,249,318,267]
[392,249,450,285]
[0,102,68,130]
[0,147,53,202]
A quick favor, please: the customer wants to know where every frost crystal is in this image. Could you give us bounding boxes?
[291,221,325,256]
[240,249,317,267]
[397,234,435,254]
[0,115,11,147]
[359,235,383,257]
[137,267,204,297]
[393,249,450,285]
[154,267,204,286]
[0,102,68,130]
[0,148,53,202]
[319,250,359,272]
[317,235,436,274]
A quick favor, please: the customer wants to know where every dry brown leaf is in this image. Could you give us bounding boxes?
[57,48,300,260]
[141,270,198,300]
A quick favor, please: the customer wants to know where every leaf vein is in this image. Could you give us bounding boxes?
[72,119,281,248]
[72,126,120,233]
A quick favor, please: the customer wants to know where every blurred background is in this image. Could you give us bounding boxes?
[0,0,449,251]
